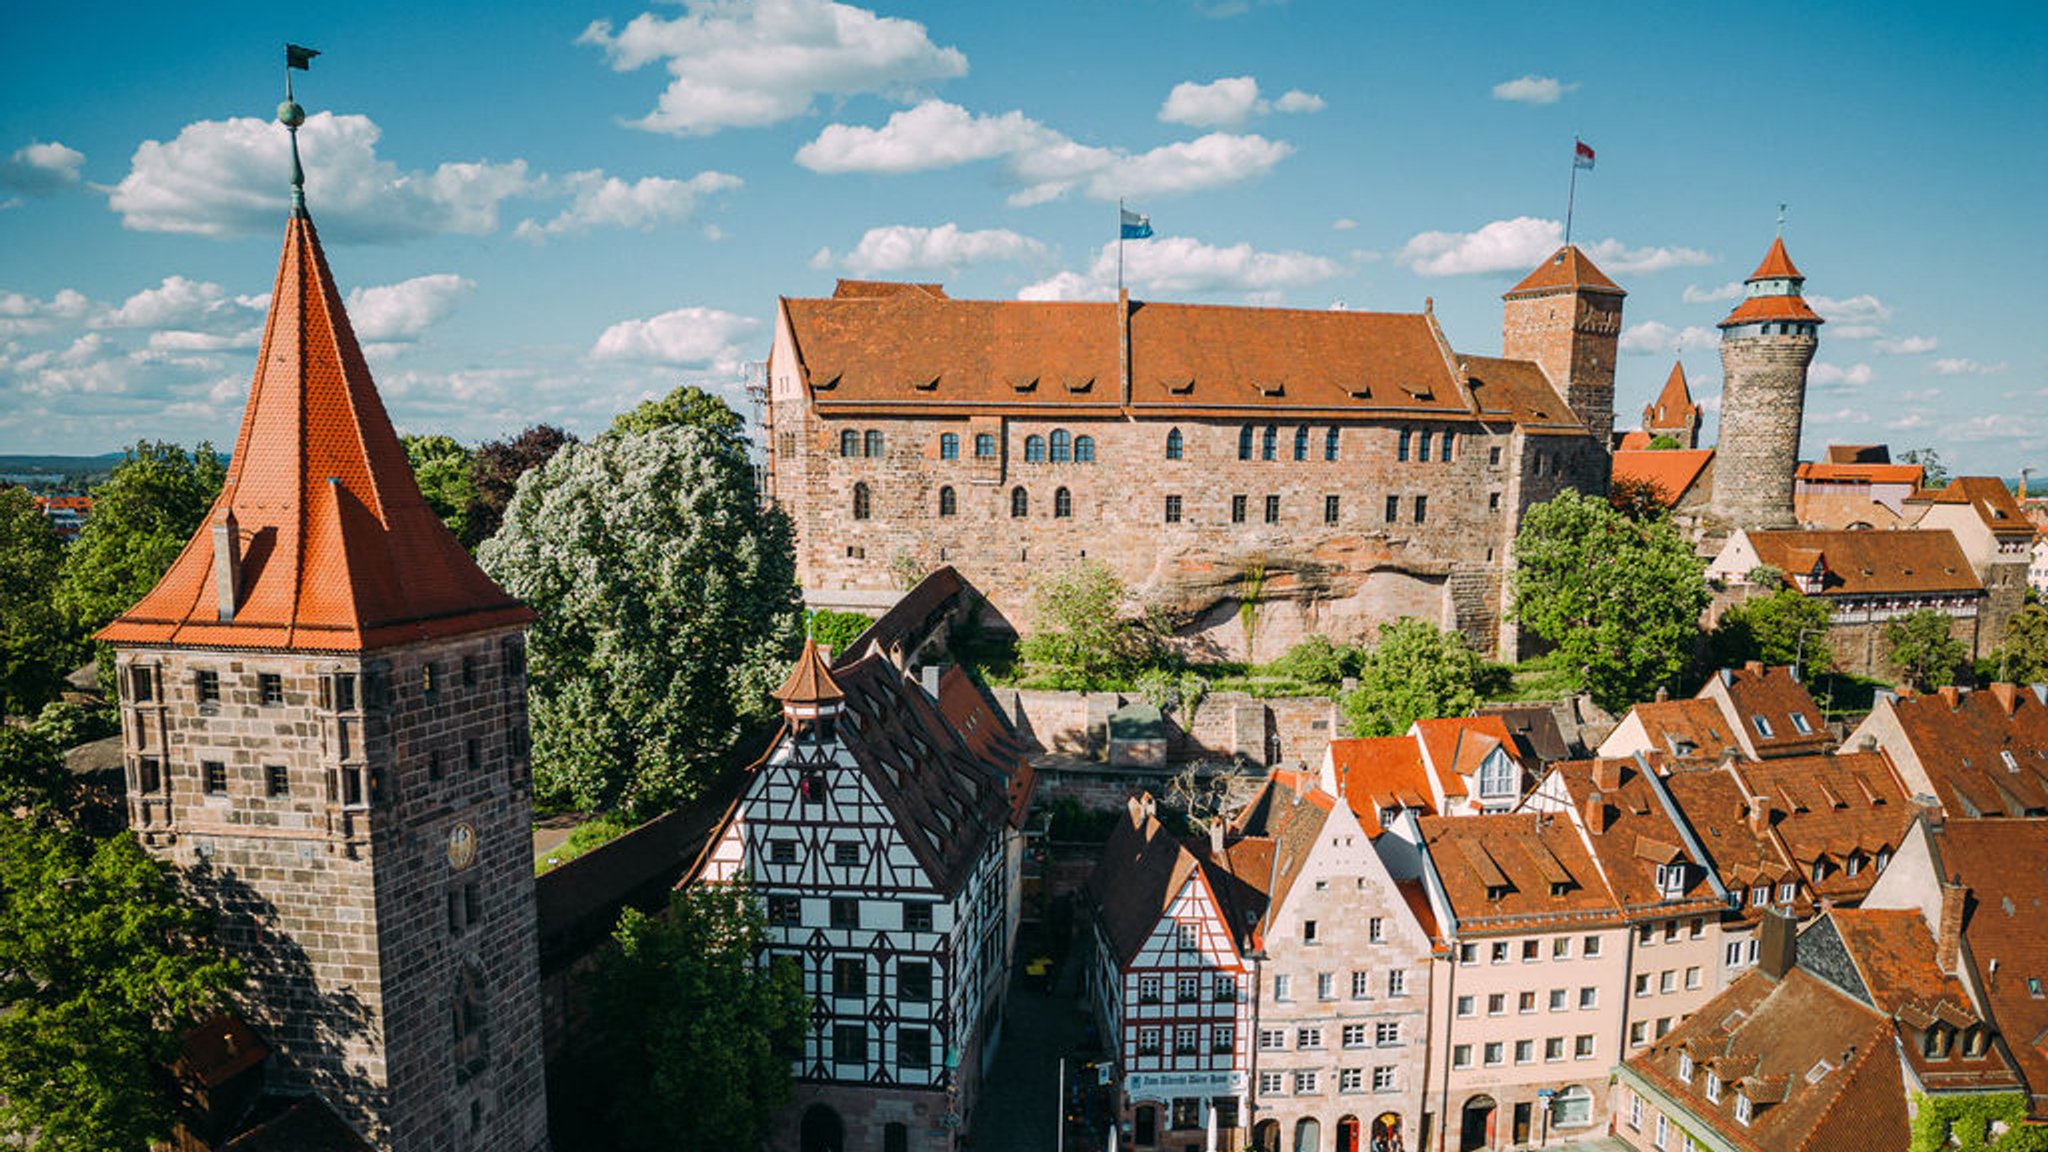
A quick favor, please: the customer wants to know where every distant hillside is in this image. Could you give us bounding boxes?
[0,453,124,486]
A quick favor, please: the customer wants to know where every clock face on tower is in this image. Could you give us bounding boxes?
[447,821,477,871]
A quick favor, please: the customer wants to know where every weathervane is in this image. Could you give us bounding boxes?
[280,44,320,212]
[1776,202,1788,236]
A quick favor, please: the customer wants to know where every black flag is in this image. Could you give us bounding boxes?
[286,44,320,70]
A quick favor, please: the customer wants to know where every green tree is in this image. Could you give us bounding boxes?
[1709,588,1836,677]
[607,383,748,448]
[58,441,225,643]
[577,884,807,1152]
[1512,488,1709,712]
[478,426,800,818]
[1608,474,1672,521]
[401,433,477,545]
[1343,618,1484,736]
[0,487,72,720]
[1269,634,1364,688]
[807,609,874,659]
[1886,609,1968,691]
[465,424,576,548]
[1018,559,1159,685]
[1646,433,1683,451]
[1985,603,2048,685]
[0,730,239,1151]
[1899,447,1950,488]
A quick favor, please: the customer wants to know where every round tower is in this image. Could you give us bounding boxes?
[1710,236,1822,529]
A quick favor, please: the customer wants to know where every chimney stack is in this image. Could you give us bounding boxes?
[1592,759,1625,791]
[1654,685,1669,703]
[1584,790,1609,834]
[1988,683,2018,716]
[1937,880,1968,975]
[1938,686,1962,710]
[1748,795,1772,836]
[1758,907,1797,978]
[211,507,240,622]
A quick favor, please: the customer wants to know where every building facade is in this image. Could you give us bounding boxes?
[100,202,550,1149]
[765,248,1623,661]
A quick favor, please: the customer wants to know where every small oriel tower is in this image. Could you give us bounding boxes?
[98,88,550,1149]
[1502,245,1627,446]
[1709,236,1823,529]
[1642,362,1703,448]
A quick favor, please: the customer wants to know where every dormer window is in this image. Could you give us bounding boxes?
[1657,864,1687,898]
[1790,712,1813,735]
[1752,715,1774,738]
[1704,1072,1722,1103]
[1734,1094,1753,1126]
[1678,1052,1694,1082]
[1963,1026,1988,1058]
[1924,1024,1952,1059]
[1477,754,1517,799]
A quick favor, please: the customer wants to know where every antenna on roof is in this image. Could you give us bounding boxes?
[280,44,320,214]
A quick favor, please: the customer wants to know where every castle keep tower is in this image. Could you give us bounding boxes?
[98,97,549,1150]
[1503,245,1627,447]
[1710,237,1823,529]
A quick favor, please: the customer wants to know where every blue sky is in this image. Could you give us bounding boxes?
[2,0,2042,475]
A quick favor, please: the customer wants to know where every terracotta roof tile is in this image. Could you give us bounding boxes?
[1504,244,1625,297]
[1325,735,1435,834]
[1819,908,2022,1092]
[1613,448,1713,506]
[1878,685,2048,818]
[1459,354,1586,431]
[1661,765,1796,912]
[1730,752,1914,907]
[1908,476,2032,535]
[1418,812,1623,934]
[1413,715,1520,798]
[1709,664,1834,758]
[98,210,529,652]
[1795,462,1925,485]
[1646,361,1700,425]
[1748,236,1805,282]
[1548,756,1726,914]
[773,637,843,705]
[1929,819,2048,1116]
[1742,529,1981,597]
[1721,291,1825,328]
[1628,697,1738,760]
[1087,801,1206,968]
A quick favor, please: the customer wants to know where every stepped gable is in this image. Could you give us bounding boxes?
[1503,244,1625,297]
[98,209,529,651]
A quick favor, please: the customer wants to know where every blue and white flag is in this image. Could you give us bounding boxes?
[1120,207,1153,240]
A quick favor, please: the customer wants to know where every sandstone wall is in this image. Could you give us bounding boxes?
[1713,334,1817,530]
[998,686,1345,769]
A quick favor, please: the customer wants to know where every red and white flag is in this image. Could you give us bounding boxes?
[1574,140,1596,170]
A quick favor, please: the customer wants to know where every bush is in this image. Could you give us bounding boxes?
[1268,635,1364,687]
[27,700,119,749]
[808,610,874,659]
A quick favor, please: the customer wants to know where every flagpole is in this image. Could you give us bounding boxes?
[1564,136,1580,248]
[1117,198,1126,295]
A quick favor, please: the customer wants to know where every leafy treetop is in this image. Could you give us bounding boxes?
[1344,618,1484,737]
[0,487,72,720]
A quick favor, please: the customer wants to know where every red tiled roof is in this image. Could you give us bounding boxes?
[1819,908,2021,1093]
[1881,685,2048,819]
[1618,429,1651,451]
[1795,462,1925,485]
[1748,236,1805,282]
[1087,800,1213,968]
[1930,819,2048,1116]
[1646,361,1699,425]
[1613,449,1713,507]
[1825,445,1889,465]
[773,637,843,705]
[1730,752,1913,908]
[1629,697,1737,760]
[1548,756,1727,914]
[1721,291,1825,328]
[1504,244,1625,297]
[98,210,530,651]
[1661,765,1797,906]
[1709,664,1834,758]
[1457,354,1585,432]
[834,279,948,299]
[1744,529,1981,597]
[1418,812,1623,934]
[1326,736,1435,834]
[1414,715,1519,798]
[1908,476,2032,535]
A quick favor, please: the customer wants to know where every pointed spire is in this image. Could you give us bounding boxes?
[1746,235,1804,283]
[100,209,530,651]
[1651,362,1697,421]
[773,637,844,720]
[1721,236,1823,329]
[1504,244,1625,298]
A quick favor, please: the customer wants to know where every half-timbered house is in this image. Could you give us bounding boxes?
[692,633,1031,1151]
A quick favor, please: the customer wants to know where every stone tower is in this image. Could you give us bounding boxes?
[1502,245,1627,447]
[98,176,551,1145]
[1642,361,1703,448]
[1709,237,1823,529]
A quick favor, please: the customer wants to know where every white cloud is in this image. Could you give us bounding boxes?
[1332,218,1357,231]
[797,99,1290,203]
[1683,281,1742,305]
[0,288,92,336]
[515,170,740,241]
[1157,77,1321,127]
[1885,413,1927,431]
[578,0,967,136]
[820,224,1046,275]
[1808,362,1874,389]
[345,275,475,343]
[1808,407,1870,426]
[1,140,86,196]
[1019,236,1341,300]
[1932,357,2007,376]
[1941,413,2042,444]
[590,306,759,368]
[1582,239,1714,276]
[1620,321,1717,355]
[1491,75,1578,105]
[1398,216,1558,276]
[1899,387,1942,402]
[1806,293,1890,338]
[109,113,533,242]
[1873,335,1936,356]
[145,329,261,354]
[98,276,241,329]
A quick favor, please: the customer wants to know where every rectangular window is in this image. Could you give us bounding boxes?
[1324,494,1341,525]
[833,956,866,997]
[1660,970,1677,993]
[1385,494,1400,523]
[1317,972,1334,1000]
[1176,922,1198,950]
[1274,973,1291,1001]
[422,662,439,701]
[203,760,227,795]
[466,738,481,774]
[137,756,162,793]
[1488,993,1506,1016]
[1387,969,1406,997]
[1635,973,1651,997]
[768,895,801,925]
[833,842,860,866]
[1575,1034,1595,1059]
[1175,1026,1199,1054]
[1259,1071,1283,1095]
[1397,430,1411,462]
[830,899,860,929]
[899,1026,932,1069]
[1489,445,1503,466]
[1372,1066,1395,1092]
[129,665,154,702]
[1368,917,1385,943]
[1259,1029,1286,1052]
[1452,1045,1472,1069]
[1492,942,1510,964]
[833,1023,867,1064]
[1178,975,1200,1002]
[905,903,933,932]
[1489,491,1502,511]
[1549,988,1568,1012]
[259,673,283,705]
[1297,1026,1323,1050]
[196,670,220,704]
[1584,936,1603,958]
[769,840,797,864]
[1139,975,1162,1004]
[1231,494,1248,523]
[1523,939,1541,962]
[1483,1042,1504,1066]
[1519,991,1537,1014]
[1265,494,1281,524]
[1340,1068,1363,1093]
[1375,1021,1399,1046]
[334,673,357,711]
[1413,495,1427,524]
[1553,936,1571,959]
[1458,943,1476,965]
[1214,974,1237,1001]
[1138,1027,1162,1055]
[1630,1021,1648,1047]
[1440,430,1454,461]
[1579,987,1598,1009]
[266,764,289,798]
[1685,966,1702,990]
[1515,1039,1534,1064]
[1211,1024,1234,1054]
[1342,1023,1367,1048]
[1545,1036,1565,1062]
[1293,1070,1318,1095]
[898,960,933,1002]
[1456,995,1475,1017]
[1418,430,1433,462]
[1164,495,1182,523]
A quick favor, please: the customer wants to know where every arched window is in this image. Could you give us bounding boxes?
[1049,429,1072,462]
[940,432,959,460]
[1054,487,1072,518]
[1261,425,1278,461]
[1325,427,1341,461]
[1024,435,1047,463]
[864,429,884,457]
[1074,435,1095,463]
[1294,426,1309,461]
[840,429,859,457]
[1166,428,1184,460]
[938,486,956,517]
[852,482,870,520]
[1238,425,1253,460]
[974,432,996,459]
[1010,487,1028,518]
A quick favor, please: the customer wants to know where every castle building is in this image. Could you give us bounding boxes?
[1709,237,1824,531]
[764,247,1623,662]
[690,624,1031,1151]
[97,152,550,1146]
[1638,362,1702,449]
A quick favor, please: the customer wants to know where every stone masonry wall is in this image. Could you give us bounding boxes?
[116,629,549,1152]
[1503,288,1623,449]
[1000,687,1346,769]
[1712,334,1817,530]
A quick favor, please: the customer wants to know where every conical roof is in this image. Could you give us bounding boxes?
[1648,362,1699,422]
[1746,236,1804,283]
[1720,236,1824,329]
[1504,245,1625,298]
[99,209,532,651]
[773,636,844,706]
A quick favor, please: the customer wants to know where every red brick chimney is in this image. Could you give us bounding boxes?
[1592,759,1624,791]
[1937,686,1962,710]
[1584,790,1609,834]
[1937,881,1968,975]
[1758,908,1797,978]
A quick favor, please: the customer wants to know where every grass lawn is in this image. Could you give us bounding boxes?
[534,815,632,875]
